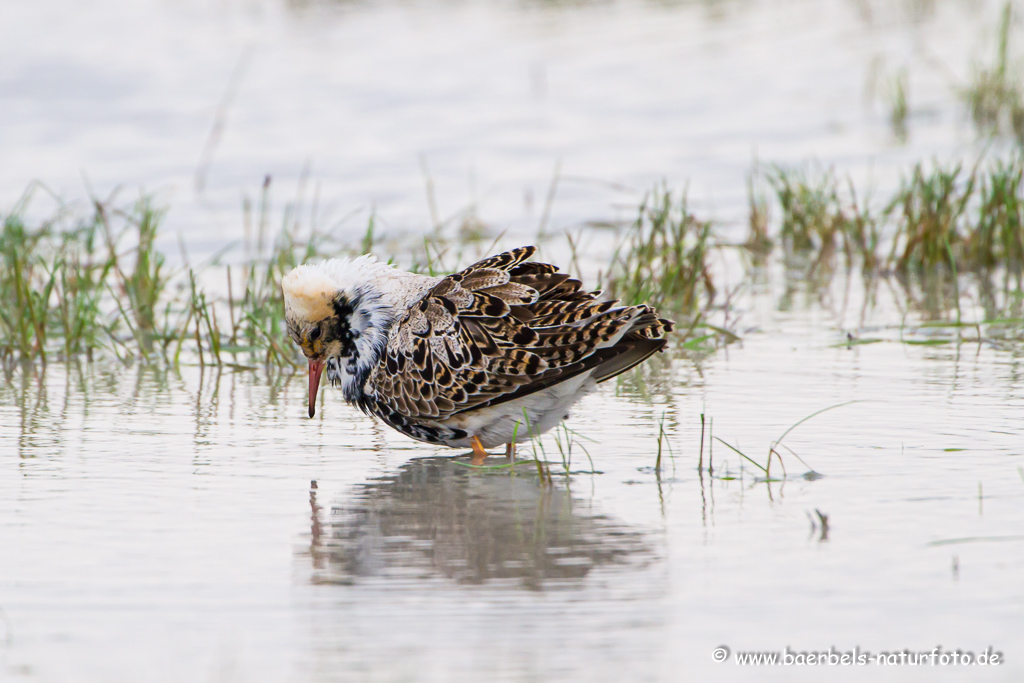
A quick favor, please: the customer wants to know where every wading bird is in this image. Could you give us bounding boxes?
[282,246,672,464]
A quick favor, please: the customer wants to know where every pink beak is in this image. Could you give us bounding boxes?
[308,358,326,418]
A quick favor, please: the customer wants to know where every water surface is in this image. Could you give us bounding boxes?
[3,292,1024,681]
[2,0,1024,681]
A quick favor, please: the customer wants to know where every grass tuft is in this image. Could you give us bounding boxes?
[764,165,880,277]
[963,2,1024,143]
[0,179,339,368]
[969,154,1024,273]
[888,68,909,142]
[601,185,715,316]
[886,160,975,274]
[5,148,1024,369]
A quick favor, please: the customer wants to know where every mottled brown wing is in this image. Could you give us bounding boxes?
[366,246,674,420]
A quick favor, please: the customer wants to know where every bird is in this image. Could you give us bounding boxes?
[281,246,673,465]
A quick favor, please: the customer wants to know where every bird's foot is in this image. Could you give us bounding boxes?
[470,436,490,467]
[465,437,515,466]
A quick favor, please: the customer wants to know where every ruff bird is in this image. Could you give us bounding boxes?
[282,246,673,464]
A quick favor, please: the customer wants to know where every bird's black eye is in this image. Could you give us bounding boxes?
[309,326,322,342]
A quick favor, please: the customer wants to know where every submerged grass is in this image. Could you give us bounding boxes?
[707,402,855,484]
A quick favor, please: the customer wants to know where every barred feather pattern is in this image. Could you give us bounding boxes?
[361,246,674,446]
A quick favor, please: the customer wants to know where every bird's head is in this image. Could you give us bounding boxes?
[282,256,397,418]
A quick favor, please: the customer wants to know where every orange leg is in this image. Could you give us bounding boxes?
[505,442,516,459]
[470,436,490,466]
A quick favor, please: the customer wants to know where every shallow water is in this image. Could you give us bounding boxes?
[3,0,1024,680]
[3,289,1024,681]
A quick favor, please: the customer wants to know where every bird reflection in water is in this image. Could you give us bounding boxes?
[306,457,652,590]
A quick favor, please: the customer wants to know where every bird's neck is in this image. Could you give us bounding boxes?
[326,274,437,405]
[324,297,393,405]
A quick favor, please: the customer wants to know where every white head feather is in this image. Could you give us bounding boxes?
[282,255,440,402]
[282,255,439,324]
